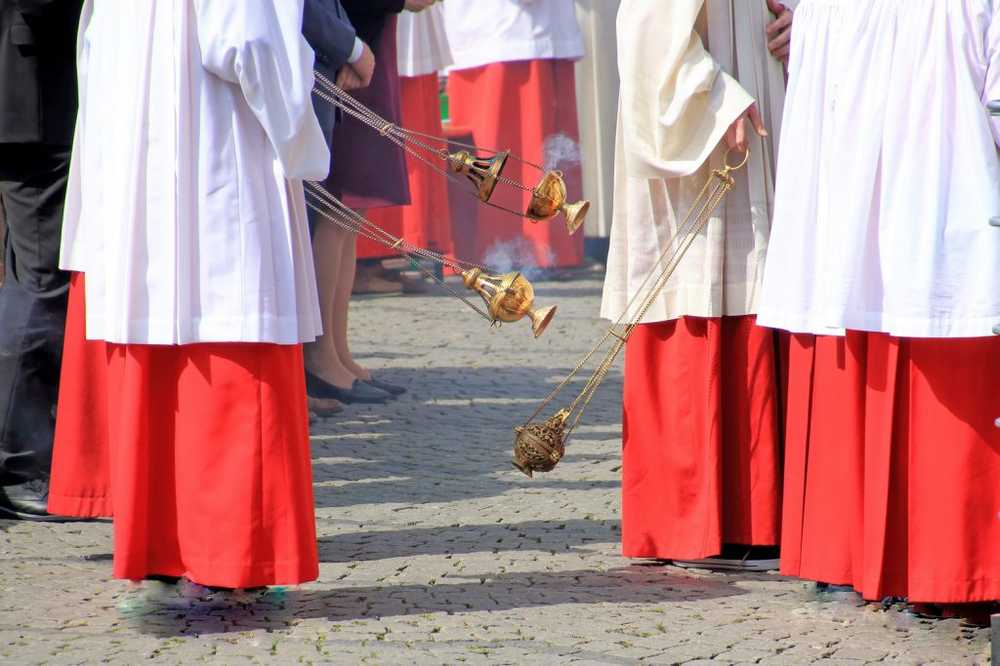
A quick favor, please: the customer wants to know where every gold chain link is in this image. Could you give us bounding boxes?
[521,154,746,443]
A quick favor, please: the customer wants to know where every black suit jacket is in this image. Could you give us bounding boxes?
[341,0,404,46]
[0,0,83,145]
[303,0,357,145]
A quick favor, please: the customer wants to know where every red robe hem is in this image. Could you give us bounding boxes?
[621,316,782,560]
[781,331,1000,604]
[49,274,319,589]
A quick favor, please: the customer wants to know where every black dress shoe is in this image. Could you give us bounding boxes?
[305,371,393,404]
[364,374,406,396]
[0,480,78,523]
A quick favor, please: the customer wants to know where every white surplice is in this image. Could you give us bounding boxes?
[758,0,1000,338]
[600,0,788,324]
[60,0,329,346]
[442,0,584,72]
[397,4,453,77]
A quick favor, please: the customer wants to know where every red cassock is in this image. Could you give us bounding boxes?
[362,73,454,260]
[48,273,112,518]
[781,332,1000,604]
[621,316,783,559]
[48,274,319,589]
[447,59,585,269]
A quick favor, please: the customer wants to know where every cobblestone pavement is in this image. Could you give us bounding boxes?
[0,274,992,665]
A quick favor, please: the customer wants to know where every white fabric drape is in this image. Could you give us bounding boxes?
[759,0,1000,338]
[573,0,622,240]
[396,4,453,77]
[601,0,787,323]
[442,0,584,72]
[60,0,329,345]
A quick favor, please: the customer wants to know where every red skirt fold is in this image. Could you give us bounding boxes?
[362,73,454,260]
[49,273,112,517]
[779,333,866,588]
[621,316,782,560]
[49,274,319,588]
[782,331,1000,603]
[447,59,585,269]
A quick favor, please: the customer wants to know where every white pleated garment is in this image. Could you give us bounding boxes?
[442,0,584,72]
[759,0,1000,338]
[60,0,329,345]
[397,4,453,77]
[600,0,787,324]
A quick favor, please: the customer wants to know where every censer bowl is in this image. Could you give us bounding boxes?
[512,410,569,477]
[526,171,590,236]
[462,268,558,338]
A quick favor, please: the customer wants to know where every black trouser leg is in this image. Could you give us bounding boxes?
[0,144,71,486]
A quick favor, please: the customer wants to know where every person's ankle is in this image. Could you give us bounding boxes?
[311,365,357,390]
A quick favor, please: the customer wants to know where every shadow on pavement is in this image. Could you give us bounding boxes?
[123,565,746,638]
[318,518,621,563]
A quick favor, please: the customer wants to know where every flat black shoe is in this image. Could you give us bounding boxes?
[0,480,78,523]
[305,371,392,404]
[364,375,406,396]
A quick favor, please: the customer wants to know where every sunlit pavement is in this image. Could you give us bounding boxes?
[0,274,991,664]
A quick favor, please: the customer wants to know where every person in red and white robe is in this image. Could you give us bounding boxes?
[442,0,586,270]
[759,0,1000,617]
[48,0,329,590]
[601,0,796,569]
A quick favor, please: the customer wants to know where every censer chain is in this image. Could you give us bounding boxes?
[305,181,468,272]
[305,183,526,316]
[304,195,496,323]
[520,184,720,429]
[310,87,457,183]
[313,85,549,214]
[564,185,727,438]
[313,72,547,172]
[562,174,733,439]
[523,156,743,443]
[305,180,483,273]
[522,167,725,422]
[312,75,560,209]
[313,77,466,173]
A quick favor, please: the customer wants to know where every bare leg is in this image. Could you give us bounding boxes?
[331,226,372,382]
[304,222,359,389]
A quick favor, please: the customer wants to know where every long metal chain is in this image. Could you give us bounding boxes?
[304,189,495,322]
[306,180,482,272]
[313,71,546,171]
[312,73,551,215]
[522,154,746,443]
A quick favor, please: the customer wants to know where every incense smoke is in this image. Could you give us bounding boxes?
[483,238,555,281]
[542,133,581,172]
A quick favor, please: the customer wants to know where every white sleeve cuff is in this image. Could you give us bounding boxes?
[348,37,365,64]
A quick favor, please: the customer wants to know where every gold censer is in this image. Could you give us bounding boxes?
[527,171,591,235]
[461,268,557,338]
